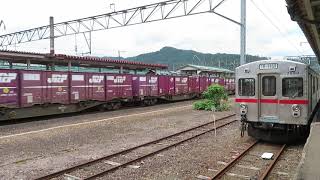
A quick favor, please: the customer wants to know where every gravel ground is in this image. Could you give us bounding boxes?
[96,128,304,180]
[0,100,197,136]
[0,97,304,180]
[99,120,253,180]
[0,99,235,179]
[268,144,304,180]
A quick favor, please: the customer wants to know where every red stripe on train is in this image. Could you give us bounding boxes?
[235,98,309,104]
[235,98,258,103]
[278,99,309,104]
[259,99,278,103]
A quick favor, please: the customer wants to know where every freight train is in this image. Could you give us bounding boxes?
[0,69,235,121]
[235,60,320,143]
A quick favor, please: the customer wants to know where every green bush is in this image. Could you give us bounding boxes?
[193,99,215,111]
[193,84,229,111]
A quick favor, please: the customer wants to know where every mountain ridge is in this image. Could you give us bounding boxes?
[105,46,268,70]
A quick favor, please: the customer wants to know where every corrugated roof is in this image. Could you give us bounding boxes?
[0,50,168,69]
[286,0,320,60]
[50,54,167,68]
[179,64,234,73]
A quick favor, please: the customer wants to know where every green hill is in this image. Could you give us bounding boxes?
[124,46,268,70]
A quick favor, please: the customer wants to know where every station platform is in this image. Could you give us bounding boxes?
[295,108,320,180]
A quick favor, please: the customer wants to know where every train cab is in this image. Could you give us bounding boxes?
[235,60,320,142]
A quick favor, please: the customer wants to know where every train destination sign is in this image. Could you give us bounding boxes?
[259,63,278,70]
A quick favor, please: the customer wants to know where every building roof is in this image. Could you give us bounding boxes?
[0,50,168,70]
[178,64,234,73]
[286,0,320,61]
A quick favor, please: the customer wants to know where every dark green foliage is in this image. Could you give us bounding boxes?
[193,84,230,111]
[193,99,215,111]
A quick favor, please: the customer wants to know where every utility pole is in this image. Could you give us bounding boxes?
[0,20,6,31]
[118,50,126,60]
[49,16,55,54]
[240,0,246,65]
[118,50,126,73]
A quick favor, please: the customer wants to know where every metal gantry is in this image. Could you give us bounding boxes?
[0,0,225,47]
[0,0,247,64]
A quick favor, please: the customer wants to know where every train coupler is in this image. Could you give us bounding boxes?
[240,115,247,137]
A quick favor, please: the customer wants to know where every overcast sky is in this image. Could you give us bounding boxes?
[0,0,315,58]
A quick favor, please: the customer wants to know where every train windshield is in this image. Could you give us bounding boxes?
[238,78,255,96]
[282,78,303,97]
[262,76,276,96]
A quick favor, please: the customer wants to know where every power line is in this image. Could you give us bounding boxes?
[249,0,304,55]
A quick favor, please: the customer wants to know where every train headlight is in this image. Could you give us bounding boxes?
[240,104,248,115]
[292,104,301,117]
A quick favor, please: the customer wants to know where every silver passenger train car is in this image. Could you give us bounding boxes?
[235,60,320,142]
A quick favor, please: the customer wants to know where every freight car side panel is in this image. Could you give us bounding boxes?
[0,69,19,108]
[70,73,86,103]
[218,78,225,87]
[120,74,132,99]
[188,76,199,93]
[147,76,158,97]
[132,76,140,97]
[158,76,168,96]
[209,77,220,86]
[106,74,132,100]
[45,72,69,104]
[199,76,209,92]
[225,78,231,91]
[134,76,147,97]
[87,73,105,101]
[168,76,175,95]
[20,70,43,107]
[175,76,188,95]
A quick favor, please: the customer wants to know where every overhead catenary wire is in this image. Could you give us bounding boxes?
[249,0,304,56]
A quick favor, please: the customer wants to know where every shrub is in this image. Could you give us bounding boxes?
[193,84,229,111]
[193,99,215,111]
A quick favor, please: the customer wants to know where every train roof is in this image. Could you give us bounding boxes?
[236,59,308,69]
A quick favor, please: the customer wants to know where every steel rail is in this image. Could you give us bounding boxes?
[211,141,286,180]
[258,144,286,180]
[211,140,259,179]
[35,113,236,180]
[84,119,237,180]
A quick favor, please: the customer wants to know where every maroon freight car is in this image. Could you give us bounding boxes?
[0,68,234,121]
[0,69,19,108]
[188,76,200,94]
[70,73,86,103]
[175,76,189,95]
[106,74,133,101]
[158,75,175,97]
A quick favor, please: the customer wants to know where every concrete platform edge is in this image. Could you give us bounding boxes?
[294,122,320,180]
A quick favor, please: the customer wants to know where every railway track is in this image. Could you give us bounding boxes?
[35,114,236,180]
[212,140,286,180]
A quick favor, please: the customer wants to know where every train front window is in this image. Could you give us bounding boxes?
[238,78,255,96]
[282,78,303,97]
[262,76,276,96]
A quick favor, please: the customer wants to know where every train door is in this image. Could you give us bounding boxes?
[258,74,279,122]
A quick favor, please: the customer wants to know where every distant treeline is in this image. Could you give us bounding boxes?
[114,46,268,71]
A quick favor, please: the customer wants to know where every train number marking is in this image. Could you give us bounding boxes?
[0,73,17,83]
[259,63,278,70]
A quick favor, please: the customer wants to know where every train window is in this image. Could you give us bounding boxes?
[313,77,316,93]
[262,76,276,96]
[238,78,255,96]
[282,78,303,97]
